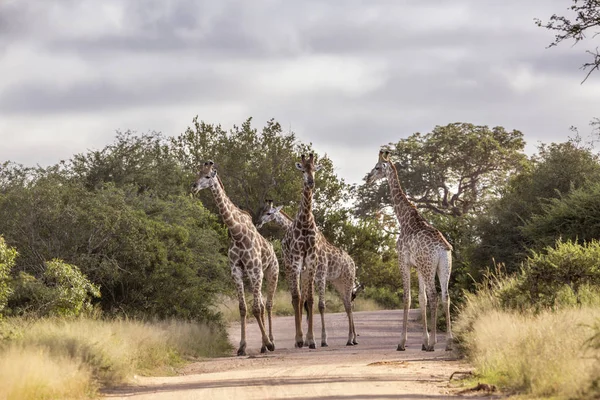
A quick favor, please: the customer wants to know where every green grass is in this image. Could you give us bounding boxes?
[0,317,232,399]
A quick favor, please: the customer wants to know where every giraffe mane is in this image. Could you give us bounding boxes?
[279,209,294,222]
[216,174,225,190]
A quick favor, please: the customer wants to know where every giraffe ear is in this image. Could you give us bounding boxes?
[295,162,304,171]
[275,205,283,212]
[315,164,323,172]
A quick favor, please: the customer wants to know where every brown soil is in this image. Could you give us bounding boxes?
[104,309,499,399]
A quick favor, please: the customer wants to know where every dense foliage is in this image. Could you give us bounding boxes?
[1,116,600,322]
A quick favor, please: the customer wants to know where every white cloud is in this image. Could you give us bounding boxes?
[0,0,599,185]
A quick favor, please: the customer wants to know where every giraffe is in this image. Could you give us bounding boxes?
[366,150,453,352]
[281,153,323,349]
[191,161,279,356]
[257,200,358,347]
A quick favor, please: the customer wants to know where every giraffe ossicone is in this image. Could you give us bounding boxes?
[192,161,279,356]
[366,150,454,352]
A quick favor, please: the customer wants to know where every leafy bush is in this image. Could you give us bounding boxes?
[0,236,17,318]
[362,286,402,309]
[513,240,600,310]
[9,260,100,317]
[0,173,229,321]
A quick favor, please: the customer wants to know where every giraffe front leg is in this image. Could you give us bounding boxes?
[265,260,278,351]
[231,265,247,356]
[302,263,317,349]
[289,261,304,348]
[317,273,328,347]
[398,263,411,351]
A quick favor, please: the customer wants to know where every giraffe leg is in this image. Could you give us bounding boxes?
[231,265,247,356]
[303,264,317,349]
[334,280,357,346]
[289,258,304,348]
[425,274,438,352]
[438,250,453,351]
[264,260,278,351]
[417,273,431,351]
[247,265,272,354]
[316,271,328,347]
[397,261,411,351]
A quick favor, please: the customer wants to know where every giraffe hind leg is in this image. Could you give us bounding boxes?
[231,265,247,356]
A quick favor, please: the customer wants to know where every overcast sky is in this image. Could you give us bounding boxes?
[1,0,599,185]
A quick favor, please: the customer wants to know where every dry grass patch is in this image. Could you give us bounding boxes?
[0,346,95,400]
[459,307,600,398]
[0,316,231,398]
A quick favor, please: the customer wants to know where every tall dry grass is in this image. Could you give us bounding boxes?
[456,305,600,398]
[0,346,95,400]
[0,317,232,400]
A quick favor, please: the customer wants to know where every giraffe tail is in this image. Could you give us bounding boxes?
[304,300,313,321]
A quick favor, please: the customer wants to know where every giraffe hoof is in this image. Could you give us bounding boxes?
[267,342,275,352]
[397,345,406,351]
[346,341,354,346]
[295,341,304,348]
[309,343,316,349]
[260,346,267,354]
[237,348,246,356]
[321,342,328,347]
[352,340,358,345]
[421,344,427,351]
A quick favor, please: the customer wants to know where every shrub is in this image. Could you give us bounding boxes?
[0,236,17,318]
[513,240,600,310]
[9,260,100,317]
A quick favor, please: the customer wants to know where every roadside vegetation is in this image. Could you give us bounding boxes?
[1,112,600,397]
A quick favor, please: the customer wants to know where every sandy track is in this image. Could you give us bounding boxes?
[104,309,490,399]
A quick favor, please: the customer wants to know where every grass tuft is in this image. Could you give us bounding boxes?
[0,346,95,400]
[456,305,600,398]
[0,317,232,398]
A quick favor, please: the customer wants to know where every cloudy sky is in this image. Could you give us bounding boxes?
[1,0,599,185]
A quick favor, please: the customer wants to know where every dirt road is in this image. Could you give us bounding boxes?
[105,309,487,399]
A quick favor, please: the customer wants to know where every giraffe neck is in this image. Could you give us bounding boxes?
[209,177,246,236]
[384,162,420,229]
[296,183,316,231]
[274,211,294,231]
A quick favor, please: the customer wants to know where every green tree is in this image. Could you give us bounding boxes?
[172,117,350,232]
[0,236,17,317]
[475,140,600,272]
[523,181,600,248]
[0,166,229,321]
[536,0,600,82]
[356,123,526,218]
[69,130,189,196]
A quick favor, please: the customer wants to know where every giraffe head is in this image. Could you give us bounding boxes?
[295,153,322,189]
[191,160,218,193]
[256,199,284,229]
[366,150,392,184]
